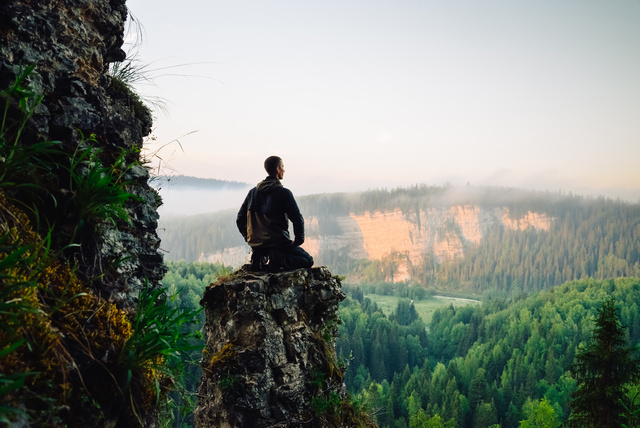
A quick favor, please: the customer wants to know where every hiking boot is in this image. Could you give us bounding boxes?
[250,252,268,272]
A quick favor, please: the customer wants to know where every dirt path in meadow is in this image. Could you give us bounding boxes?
[433,295,481,305]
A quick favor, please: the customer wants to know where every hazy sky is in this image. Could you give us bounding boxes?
[126,0,640,201]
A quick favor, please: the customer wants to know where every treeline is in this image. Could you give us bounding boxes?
[336,277,640,427]
[160,184,553,261]
[297,184,581,218]
[152,175,250,190]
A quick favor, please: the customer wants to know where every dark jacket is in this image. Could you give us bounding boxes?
[236,177,305,249]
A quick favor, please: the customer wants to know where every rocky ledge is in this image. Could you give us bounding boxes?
[195,266,354,428]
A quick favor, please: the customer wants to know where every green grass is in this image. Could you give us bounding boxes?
[364,293,480,325]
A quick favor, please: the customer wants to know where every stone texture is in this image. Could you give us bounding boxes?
[195,267,347,428]
[0,0,164,304]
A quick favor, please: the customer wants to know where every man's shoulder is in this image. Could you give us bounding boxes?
[268,183,291,194]
[243,186,257,198]
[276,186,295,199]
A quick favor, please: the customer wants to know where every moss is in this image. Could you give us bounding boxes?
[310,322,344,384]
[215,266,253,283]
[333,395,378,428]
[42,259,133,356]
[0,191,144,426]
[306,317,378,427]
[206,342,236,373]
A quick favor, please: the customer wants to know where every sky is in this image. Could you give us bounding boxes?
[126,0,640,202]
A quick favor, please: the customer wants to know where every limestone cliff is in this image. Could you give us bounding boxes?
[195,267,376,428]
[200,206,553,282]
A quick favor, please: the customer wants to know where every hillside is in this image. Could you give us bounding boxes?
[158,185,640,294]
[337,276,640,427]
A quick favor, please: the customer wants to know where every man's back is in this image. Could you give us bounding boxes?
[236,156,313,271]
[238,177,303,248]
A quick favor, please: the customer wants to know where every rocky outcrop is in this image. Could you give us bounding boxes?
[196,267,372,428]
[0,0,164,303]
[1,1,167,425]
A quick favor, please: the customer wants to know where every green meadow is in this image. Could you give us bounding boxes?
[364,293,480,325]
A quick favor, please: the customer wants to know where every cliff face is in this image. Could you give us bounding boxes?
[201,206,552,282]
[1,0,167,425]
[196,267,372,428]
[339,206,551,281]
[0,0,164,301]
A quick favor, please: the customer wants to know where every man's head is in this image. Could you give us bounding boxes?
[264,156,284,180]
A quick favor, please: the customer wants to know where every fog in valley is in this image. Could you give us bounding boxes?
[154,174,640,221]
[156,186,250,217]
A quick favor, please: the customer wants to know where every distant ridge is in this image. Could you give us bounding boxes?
[158,184,640,293]
[151,175,251,190]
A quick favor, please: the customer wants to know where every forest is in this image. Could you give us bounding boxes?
[337,277,640,427]
[161,260,640,427]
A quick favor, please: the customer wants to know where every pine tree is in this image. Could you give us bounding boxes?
[468,368,488,413]
[569,297,640,427]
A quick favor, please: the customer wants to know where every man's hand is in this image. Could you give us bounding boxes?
[293,237,304,246]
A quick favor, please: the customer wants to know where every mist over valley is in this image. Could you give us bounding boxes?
[153,175,251,217]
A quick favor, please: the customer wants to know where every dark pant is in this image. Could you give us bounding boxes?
[251,245,313,271]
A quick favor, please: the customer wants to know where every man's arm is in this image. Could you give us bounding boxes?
[236,191,251,240]
[285,190,305,246]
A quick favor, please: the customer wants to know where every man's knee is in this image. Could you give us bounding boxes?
[269,246,313,271]
[293,247,313,268]
[300,251,313,268]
